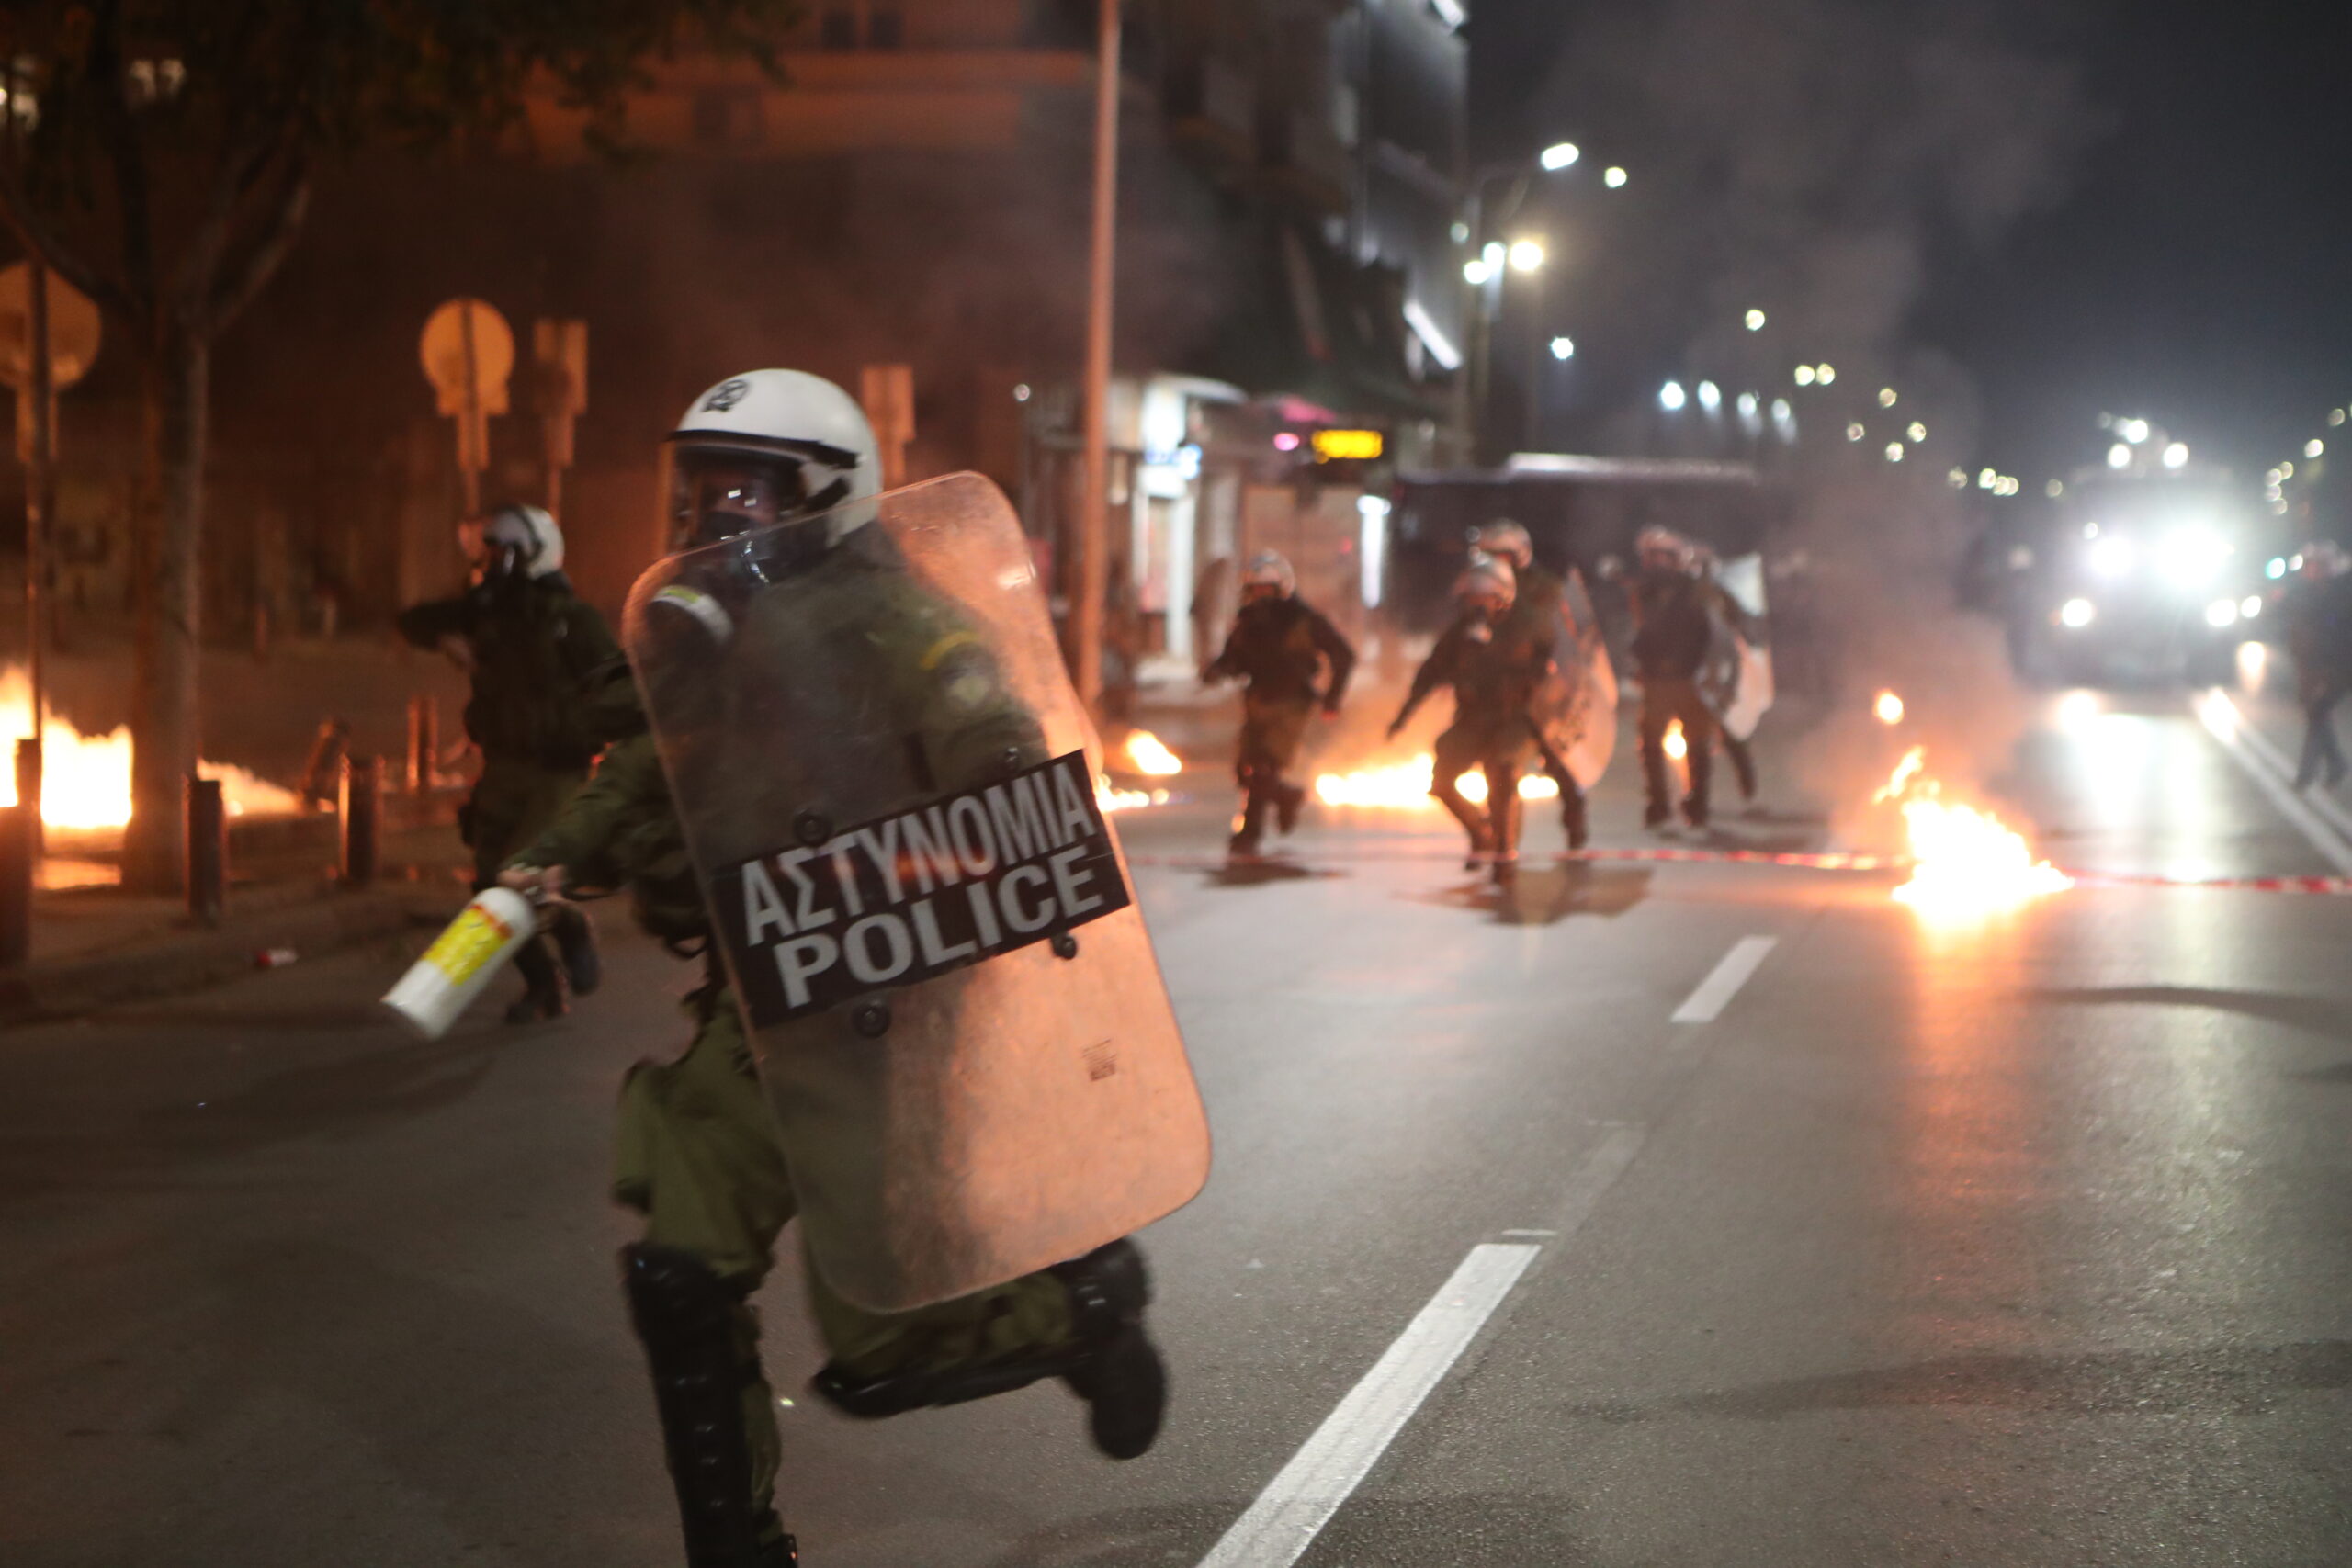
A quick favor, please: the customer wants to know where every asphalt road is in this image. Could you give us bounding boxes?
[5,673,2351,1567]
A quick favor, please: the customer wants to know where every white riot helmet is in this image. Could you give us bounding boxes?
[1240,549,1297,601]
[665,370,882,551]
[463,502,564,584]
[1470,519,1533,571]
[1455,552,1517,615]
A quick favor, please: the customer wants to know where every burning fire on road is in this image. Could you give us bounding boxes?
[0,667,304,831]
[1313,755,1559,810]
[1875,740,2069,918]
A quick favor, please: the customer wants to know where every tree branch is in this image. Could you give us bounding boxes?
[202,152,310,338]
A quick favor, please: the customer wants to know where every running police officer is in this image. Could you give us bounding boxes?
[1470,519,1592,849]
[1389,555,1544,874]
[1202,549,1356,859]
[501,371,1189,1568]
[398,502,607,1021]
[1626,525,1719,830]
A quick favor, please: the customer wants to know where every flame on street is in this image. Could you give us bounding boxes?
[1877,744,2069,917]
[1874,690,1906,726]
[1122,728,1184,776]
[0,667,304,829]
[1313,754,1558,809]
[1662,719,1689,761]
[1096,775,1168,813]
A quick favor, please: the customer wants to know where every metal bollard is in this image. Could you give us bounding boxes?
[16,737,43,855]
[186,775,226,925]
[0,803,29,969]
[341,755,381,888]
[408,694,438,794]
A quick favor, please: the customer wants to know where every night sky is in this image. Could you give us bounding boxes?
[1473,0,2352,496]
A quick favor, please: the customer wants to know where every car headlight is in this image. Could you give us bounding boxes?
[2205,598,2240,628]
[2157,527,2230,589]
[2086,537,2133,579]
[2060,597,2097,629]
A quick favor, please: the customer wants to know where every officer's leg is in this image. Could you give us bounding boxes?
[1724,733,1758,803]
[1484,753,1522,874]
[1430,733,1492,864]
[616,997,800,1566]
[1637,692,1673,827]
[1680,690,1717,828]
[1541,743,1590,849]
[1231,712,1273,856]
[1263,702,1313,835]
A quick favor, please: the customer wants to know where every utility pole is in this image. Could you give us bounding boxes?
[23,254,50,804]
[1073,0,1121,713]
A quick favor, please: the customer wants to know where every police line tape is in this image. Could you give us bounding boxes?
[1120,844,2352,893]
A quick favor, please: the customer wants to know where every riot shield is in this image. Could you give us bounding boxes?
[625,473,1210,1313]
[1528,568,1619,789]
[1699,555,1774,742]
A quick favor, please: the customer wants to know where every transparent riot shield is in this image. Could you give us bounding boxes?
[1528,568,1619,789]
[624,473,1210,1313]
[1699,554,1774,742]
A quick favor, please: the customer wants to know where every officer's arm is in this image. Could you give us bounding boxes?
[1203,624,1242,683]
[1390,631,1458,732]
[895,607,1051,788]
[513,730,664,889]
[1310,609,1358,711]
[395,595,472,649]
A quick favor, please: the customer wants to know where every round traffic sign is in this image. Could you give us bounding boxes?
[0,263,102,389]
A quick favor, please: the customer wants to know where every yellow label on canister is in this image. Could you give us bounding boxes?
[420,902,518,987]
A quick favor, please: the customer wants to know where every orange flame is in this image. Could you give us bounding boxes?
[1122,728,1183,776]
[1874,690,1905,726]
[1313,754,1557,809]
[1879,745,2069,917]
[1662,719,1689,761]
[0,666,304,828]
[1095,774,1167,813]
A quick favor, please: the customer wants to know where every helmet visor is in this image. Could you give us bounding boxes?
[668,447,832,548]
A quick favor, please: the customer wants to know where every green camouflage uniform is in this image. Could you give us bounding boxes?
[516,546,1077,1525]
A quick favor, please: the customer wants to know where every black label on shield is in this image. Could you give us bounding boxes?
[708,750,1132,1028]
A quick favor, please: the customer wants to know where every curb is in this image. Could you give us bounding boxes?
[0,886,454,1025]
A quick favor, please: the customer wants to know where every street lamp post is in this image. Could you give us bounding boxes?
[1458,143,1609,463]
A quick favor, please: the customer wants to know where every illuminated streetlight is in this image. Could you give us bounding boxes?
[1549,336,1575,360]
[1603,165,1628,188]
[1978,468,1996,490]
[1815,364,1837,384]
[1697,380,1723,412]
[1736,390,1759,417]
[1659,380,1688,412]
[1462,258,1492,286]
[2163,441,2189,469]
[1948,468,1969,489]
[2119,417,2150,445]
[1884,442,1905,462]
[1793,365,1816,387]
[1877,387,1898,408]
[1540,141,1581,171]
[1846,423,1866,442]
[2046,479,2064,498]
[1745,309,1767,332]
[2282,460,2297,479]
[1770,398,1792,423]
[2108,443,2132,469]
[1906,421,1927,443]
[1450,220,1470,243]
[2333,409,2347,427]
[1507,238,1546,273]
[2308,438,2326,459]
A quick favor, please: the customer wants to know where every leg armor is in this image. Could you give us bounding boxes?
[622,1244,798,1568]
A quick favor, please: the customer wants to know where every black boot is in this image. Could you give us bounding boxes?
[809,1239,1168,1461]
[504,938,568,1024]
[549,901,602,997]
[1274,781,1306,836]
[1561,790,1590,851]
[622,1245,798,1568]
[1230,783,1273,860]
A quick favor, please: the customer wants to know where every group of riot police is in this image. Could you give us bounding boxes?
[1198,518,1762,874]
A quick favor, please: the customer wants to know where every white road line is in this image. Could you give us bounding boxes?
[1198,1129,1647,1568]
[1194,1244,1539,1568]
[2193,691,2352,874]
[1670,935,1779,1023]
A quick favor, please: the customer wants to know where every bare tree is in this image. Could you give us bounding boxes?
[0,1,795,889]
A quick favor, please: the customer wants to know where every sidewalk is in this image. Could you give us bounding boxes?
[0,821,470,1025]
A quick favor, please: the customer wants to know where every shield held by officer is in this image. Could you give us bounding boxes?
[626,468,1210,1314]
[1698,552,1775,742]
[1528,567,1619,789]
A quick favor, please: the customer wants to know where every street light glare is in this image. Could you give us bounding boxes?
[2307,438,2325,459]
[1846,423,1866,442]
[1507,238,1546,273]
[1549,336,1575,360]
[1907,422,1927,443]
[1815,364,1837,384]
[1877,387,1898,407]
[2107,443,2132,469]
[1659,380,1688,412]
[1462,259,1492,286]
[2162,441,2189,469]
[1885,442,1905,462]
[1793,365,1816,387]
[1540,141,1581,171]
[2119,417,2151,445]
[1603,165,1628,188]
[1745,309,1767,332]
[1697,380,1723,411]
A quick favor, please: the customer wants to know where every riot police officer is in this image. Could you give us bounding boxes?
[501,372,1170,1568]
[1203,549,1356,858]
[397,502,607,1021]
[1390,556,1544,874]
[1627,526,1719,830]
[1470,519,1591,850]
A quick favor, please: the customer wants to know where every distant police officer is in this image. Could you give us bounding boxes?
[1626,526,1719,830]
[2286,540,2352,790]
[1390,555,1544,874]
[1471,519,1592,850]
[1203,549,1356,859]
[397,502,607,1021]
[1689,541,1763,810]
[502,372,1173,1568]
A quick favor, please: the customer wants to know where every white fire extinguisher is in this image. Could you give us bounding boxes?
[380,886,538,1040]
